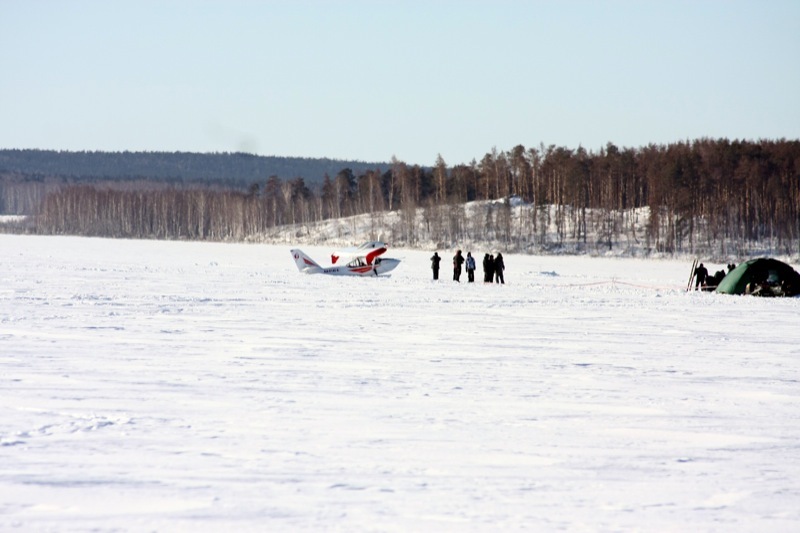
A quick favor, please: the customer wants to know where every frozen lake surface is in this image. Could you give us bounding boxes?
[2,234,799,531]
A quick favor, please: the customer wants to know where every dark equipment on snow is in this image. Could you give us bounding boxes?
[715,258,800,297]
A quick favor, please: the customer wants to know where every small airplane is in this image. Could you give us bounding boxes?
[290,241,400,276]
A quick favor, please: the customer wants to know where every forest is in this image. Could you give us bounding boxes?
[0,149,387,201]
[2,138,799,257]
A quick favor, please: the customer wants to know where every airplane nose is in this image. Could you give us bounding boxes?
[379,258,400,272]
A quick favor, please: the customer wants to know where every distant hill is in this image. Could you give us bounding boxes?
[0,149,391,186]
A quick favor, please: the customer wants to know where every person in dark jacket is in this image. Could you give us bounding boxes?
[453,250,464,282]
[494,252,505,284]
[483,253,494,283]
[694,262,708,290]
[465,252,476,283]
[430,252,441,280]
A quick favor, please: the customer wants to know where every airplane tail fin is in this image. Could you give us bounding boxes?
[290,249,323,273]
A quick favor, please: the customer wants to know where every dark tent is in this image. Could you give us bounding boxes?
[715,258,800,296]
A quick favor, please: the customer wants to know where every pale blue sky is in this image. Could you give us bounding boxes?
[2,0,798,165]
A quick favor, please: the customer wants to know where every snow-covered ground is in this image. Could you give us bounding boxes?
[2,234,799,532]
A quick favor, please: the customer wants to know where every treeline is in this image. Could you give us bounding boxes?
[21,138,800,255]
[36,184,271,240]
[0,149,389,188]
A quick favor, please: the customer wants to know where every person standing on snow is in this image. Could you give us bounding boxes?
[453,250,464,282]
[483,253,493,283]
[494,252,505,284]
[465,252,476,283]
[430,252,441,280]
[694,262,708,290]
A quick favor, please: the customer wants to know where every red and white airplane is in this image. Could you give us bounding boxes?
[291,241,400,276]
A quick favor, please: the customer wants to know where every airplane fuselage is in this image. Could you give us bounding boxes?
[319,257,400,276]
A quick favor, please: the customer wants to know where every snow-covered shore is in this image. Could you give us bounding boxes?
[2,234,799,531]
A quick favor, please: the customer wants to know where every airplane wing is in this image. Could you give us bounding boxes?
[331,241,388,265]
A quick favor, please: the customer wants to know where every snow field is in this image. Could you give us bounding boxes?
[1,234,799,531]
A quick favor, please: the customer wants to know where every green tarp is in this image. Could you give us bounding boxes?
[715,258,800,296]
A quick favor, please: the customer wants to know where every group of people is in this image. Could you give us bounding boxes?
[430,250,505,284]
[694,262,736,290]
